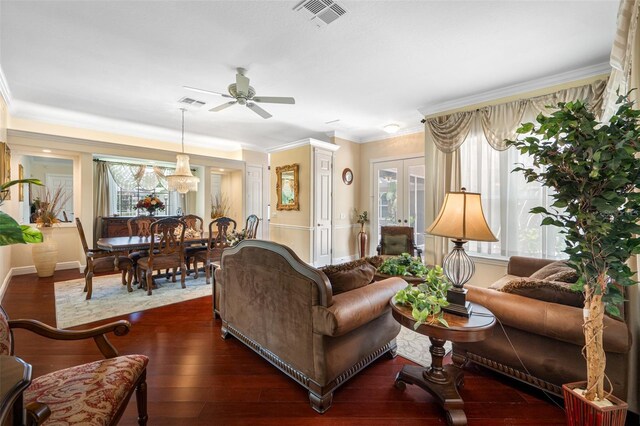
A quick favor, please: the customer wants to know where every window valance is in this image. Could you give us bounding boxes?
[104,162,175,191]
[425,79,608,153]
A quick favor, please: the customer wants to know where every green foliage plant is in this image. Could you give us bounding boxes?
[0,179,44,246]
[377,252,428,277]
[506,94,640,403]
[393,265,451,329]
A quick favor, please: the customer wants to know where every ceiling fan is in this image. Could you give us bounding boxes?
[184,68,295,119]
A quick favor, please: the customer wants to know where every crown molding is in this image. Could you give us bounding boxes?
[267,137,340,153]
[325,130,354,141]
[10,100,244,152]
[418,62,611,117]
[358,124,424,144]
[0,65,13,110]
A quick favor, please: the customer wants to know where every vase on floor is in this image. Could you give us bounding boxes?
[32,227,58,278]
[358,226,368,258]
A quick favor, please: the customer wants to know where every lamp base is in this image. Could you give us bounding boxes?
[442,287,472,317]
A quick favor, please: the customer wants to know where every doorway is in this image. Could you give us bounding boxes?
[372,157,425,256]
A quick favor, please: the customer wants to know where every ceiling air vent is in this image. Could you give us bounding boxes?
[178,97,206,108]
[293,0,347,28]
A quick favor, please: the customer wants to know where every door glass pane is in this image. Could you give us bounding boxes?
[407,164,425,252]
[377,167,398,234]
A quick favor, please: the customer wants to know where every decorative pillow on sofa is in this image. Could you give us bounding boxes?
[499,277,584,308]
[320,259,377,295]
[529,260,578,283]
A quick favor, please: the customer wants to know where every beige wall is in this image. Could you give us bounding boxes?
[269,145,312,262]
[0,95,10,298]
[331,137,361,260]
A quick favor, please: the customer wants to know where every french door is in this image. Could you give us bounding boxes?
[372,157,425,255]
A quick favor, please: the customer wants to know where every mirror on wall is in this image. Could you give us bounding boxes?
[22,155,74,223]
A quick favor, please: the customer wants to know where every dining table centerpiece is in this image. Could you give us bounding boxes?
[136,193,165,216]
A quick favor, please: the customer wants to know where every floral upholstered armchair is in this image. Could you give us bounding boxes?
[0,306,148,425]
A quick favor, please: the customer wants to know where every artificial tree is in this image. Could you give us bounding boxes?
[507,94,640,404]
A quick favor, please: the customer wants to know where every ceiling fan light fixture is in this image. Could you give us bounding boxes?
[383,124,400,134]
[167,109,200,194]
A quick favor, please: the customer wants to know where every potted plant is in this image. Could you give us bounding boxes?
[31,186,70,277]
[507,95,640,425]
[211,193,230,219]
[0,179,43,246]
[355,210,369,258]
[393,264,451,328]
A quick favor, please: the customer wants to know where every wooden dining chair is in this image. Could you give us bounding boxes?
[194,217,236,284]
[76,218,133,300]
[245,214,260,239]
[181,214,205,274]
[136,218,187,296]
[376,225,423,258]
[127,216,159,283]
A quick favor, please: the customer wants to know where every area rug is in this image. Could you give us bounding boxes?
[396,325,452,367]
[54,274,212,328]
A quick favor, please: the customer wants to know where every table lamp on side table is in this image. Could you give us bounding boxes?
[427,188,497,317]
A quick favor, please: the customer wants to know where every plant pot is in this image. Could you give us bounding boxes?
[32,227,58,278]
[563,382,628,426]
[358,231,368,258]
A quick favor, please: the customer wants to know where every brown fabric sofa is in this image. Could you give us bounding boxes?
[217,240,407,413]
[453,256,638,414]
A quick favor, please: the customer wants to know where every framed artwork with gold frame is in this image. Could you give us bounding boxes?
[18,164,24,201]
[0,142,10,200]
[276,163,299,211]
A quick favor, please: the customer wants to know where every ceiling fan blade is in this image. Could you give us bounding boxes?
[252,96,295,105]
[209,101,237,112]
[247,102,272,119]
[236,72,250,96]
[183,86,233,98]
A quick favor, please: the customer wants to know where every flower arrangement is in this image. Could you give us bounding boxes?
[226,229,246,247]
[136,193,165,216]
[173,224,200,239]
[33,187,70,228]
[393,266,451,329]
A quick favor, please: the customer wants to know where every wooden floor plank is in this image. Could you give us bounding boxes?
[2,270,570,425]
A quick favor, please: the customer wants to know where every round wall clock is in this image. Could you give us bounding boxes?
[342,168,354,185]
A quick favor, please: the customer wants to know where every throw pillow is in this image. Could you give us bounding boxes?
[320,259,377,295]
[530,261,578,283]
[383,234,408,255]
[499,277,584,308]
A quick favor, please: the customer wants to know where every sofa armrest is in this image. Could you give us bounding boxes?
[467,286,630,353]
[507,256,556,277]
[313,277,407,337]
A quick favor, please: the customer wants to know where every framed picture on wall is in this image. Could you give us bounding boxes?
[276,163,299,211]
[18,164,24,201]
[0,142,10,201]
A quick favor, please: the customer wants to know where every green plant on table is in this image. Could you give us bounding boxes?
[0,179,44,246]
[394,265,451,329]
[506,94,640,404]
[377,252,428,277]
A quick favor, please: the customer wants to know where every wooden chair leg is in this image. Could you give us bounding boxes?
[121,269,127,286]
[205,259,211,285]
[171,267,177,283]
[181,262,187,289]
[126,267,133,292]
[193,258,199,279]
[136,370,148,426]
[146,268,153,296]
[85,261,94,300]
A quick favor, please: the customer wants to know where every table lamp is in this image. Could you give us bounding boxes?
[427,188,497,317]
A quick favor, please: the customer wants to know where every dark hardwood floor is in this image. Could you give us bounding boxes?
[1,269,570,425]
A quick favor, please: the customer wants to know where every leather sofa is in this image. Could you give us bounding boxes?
[216,240,407,413]
[453,256,638,414]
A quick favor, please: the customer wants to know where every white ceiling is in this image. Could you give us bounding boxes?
[0,1,619,152]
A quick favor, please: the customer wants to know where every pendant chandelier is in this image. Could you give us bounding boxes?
[167,109,200,194]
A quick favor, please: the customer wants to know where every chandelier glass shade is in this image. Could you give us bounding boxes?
[167,109,199,194]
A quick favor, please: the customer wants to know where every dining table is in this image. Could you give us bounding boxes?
[96,233,212,252]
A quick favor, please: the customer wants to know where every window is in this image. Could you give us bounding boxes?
[459,120,565,260]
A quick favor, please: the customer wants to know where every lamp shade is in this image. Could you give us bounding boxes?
[427,190,497,242]
[167,154,199,194]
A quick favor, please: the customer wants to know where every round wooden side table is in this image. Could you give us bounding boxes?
[390,299,495,426]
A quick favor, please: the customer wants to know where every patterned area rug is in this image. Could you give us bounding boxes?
[396,325,453,367]
[54,273,212,328]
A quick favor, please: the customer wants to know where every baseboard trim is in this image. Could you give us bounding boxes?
[11,261,83,276]
[0,268,14,303]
